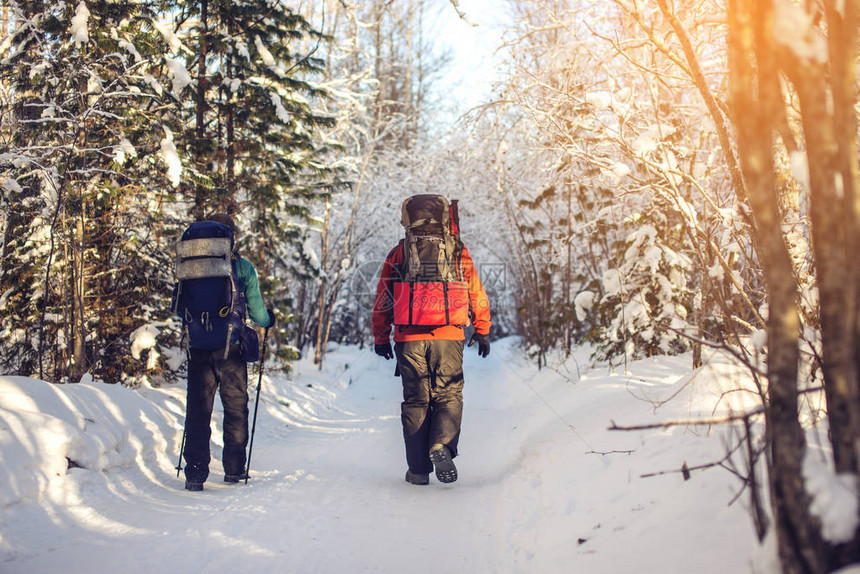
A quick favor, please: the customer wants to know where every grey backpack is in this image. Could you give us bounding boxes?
[393,194,468,326]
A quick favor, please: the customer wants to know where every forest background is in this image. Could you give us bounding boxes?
[2,1,860,573]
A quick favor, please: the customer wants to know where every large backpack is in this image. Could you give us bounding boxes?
[171,221,247,355]
[392,194,470,327]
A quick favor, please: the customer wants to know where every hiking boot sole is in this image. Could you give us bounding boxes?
[429,446,457,484]
[185,481,204,491]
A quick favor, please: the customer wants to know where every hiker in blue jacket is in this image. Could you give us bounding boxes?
[182,213,275,491]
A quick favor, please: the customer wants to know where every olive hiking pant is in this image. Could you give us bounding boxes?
[395,339,465,475]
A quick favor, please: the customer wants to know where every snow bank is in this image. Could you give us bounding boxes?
[0,340,844,573]
[0,376,181,509]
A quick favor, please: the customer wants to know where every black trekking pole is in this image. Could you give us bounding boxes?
[176,339,190,478]
[245,325,270,484]
[175,425,187,478]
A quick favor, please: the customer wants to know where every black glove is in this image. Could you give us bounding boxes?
[375,342,394,360]
[267,308,277,328]
[468,333,490,358]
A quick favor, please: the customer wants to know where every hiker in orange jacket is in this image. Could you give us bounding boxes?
[372,195,491,486]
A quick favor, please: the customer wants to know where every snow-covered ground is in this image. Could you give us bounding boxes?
[0,338,775,573]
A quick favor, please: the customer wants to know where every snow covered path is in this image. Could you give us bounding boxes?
[0,339,764,573]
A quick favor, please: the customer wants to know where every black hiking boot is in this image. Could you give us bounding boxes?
[405,470,430,486]
[184,463,208,491]
[224,472,249,483]
[185,480,204,491]
[429,444,457,484]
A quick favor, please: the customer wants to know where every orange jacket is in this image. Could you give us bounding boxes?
[372,242,491,344]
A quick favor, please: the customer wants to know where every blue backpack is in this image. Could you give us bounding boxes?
[171,221,248,355]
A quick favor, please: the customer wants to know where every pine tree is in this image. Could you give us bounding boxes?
[0,0,178,382]
[169,0,334,223]
[164,1,338,367]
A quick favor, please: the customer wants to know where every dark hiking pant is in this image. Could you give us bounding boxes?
[184,345,249,481]
[394,339,465,475]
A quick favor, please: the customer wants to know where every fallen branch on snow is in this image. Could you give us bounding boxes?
[607,407,765,431]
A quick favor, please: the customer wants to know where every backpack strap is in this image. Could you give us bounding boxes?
[223,253,249,359]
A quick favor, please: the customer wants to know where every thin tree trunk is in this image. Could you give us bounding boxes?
[71,203,86,381]
[727,3,825,572]
[225,40,236,213]
[372,0,385,133]
[314,146,376,364]
[403,2,413,148]
[314,197,331,367]
[194,0,209,219]
[771,1,860,477]
[824,0,860,474]
[566,178,572,355]
[792,69,858,475]
[295,281,308,351]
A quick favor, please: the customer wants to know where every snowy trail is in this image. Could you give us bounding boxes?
[0,339,762,573]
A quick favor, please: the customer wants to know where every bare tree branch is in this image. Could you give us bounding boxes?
[448,0,478,27]
[608,408,764,432]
